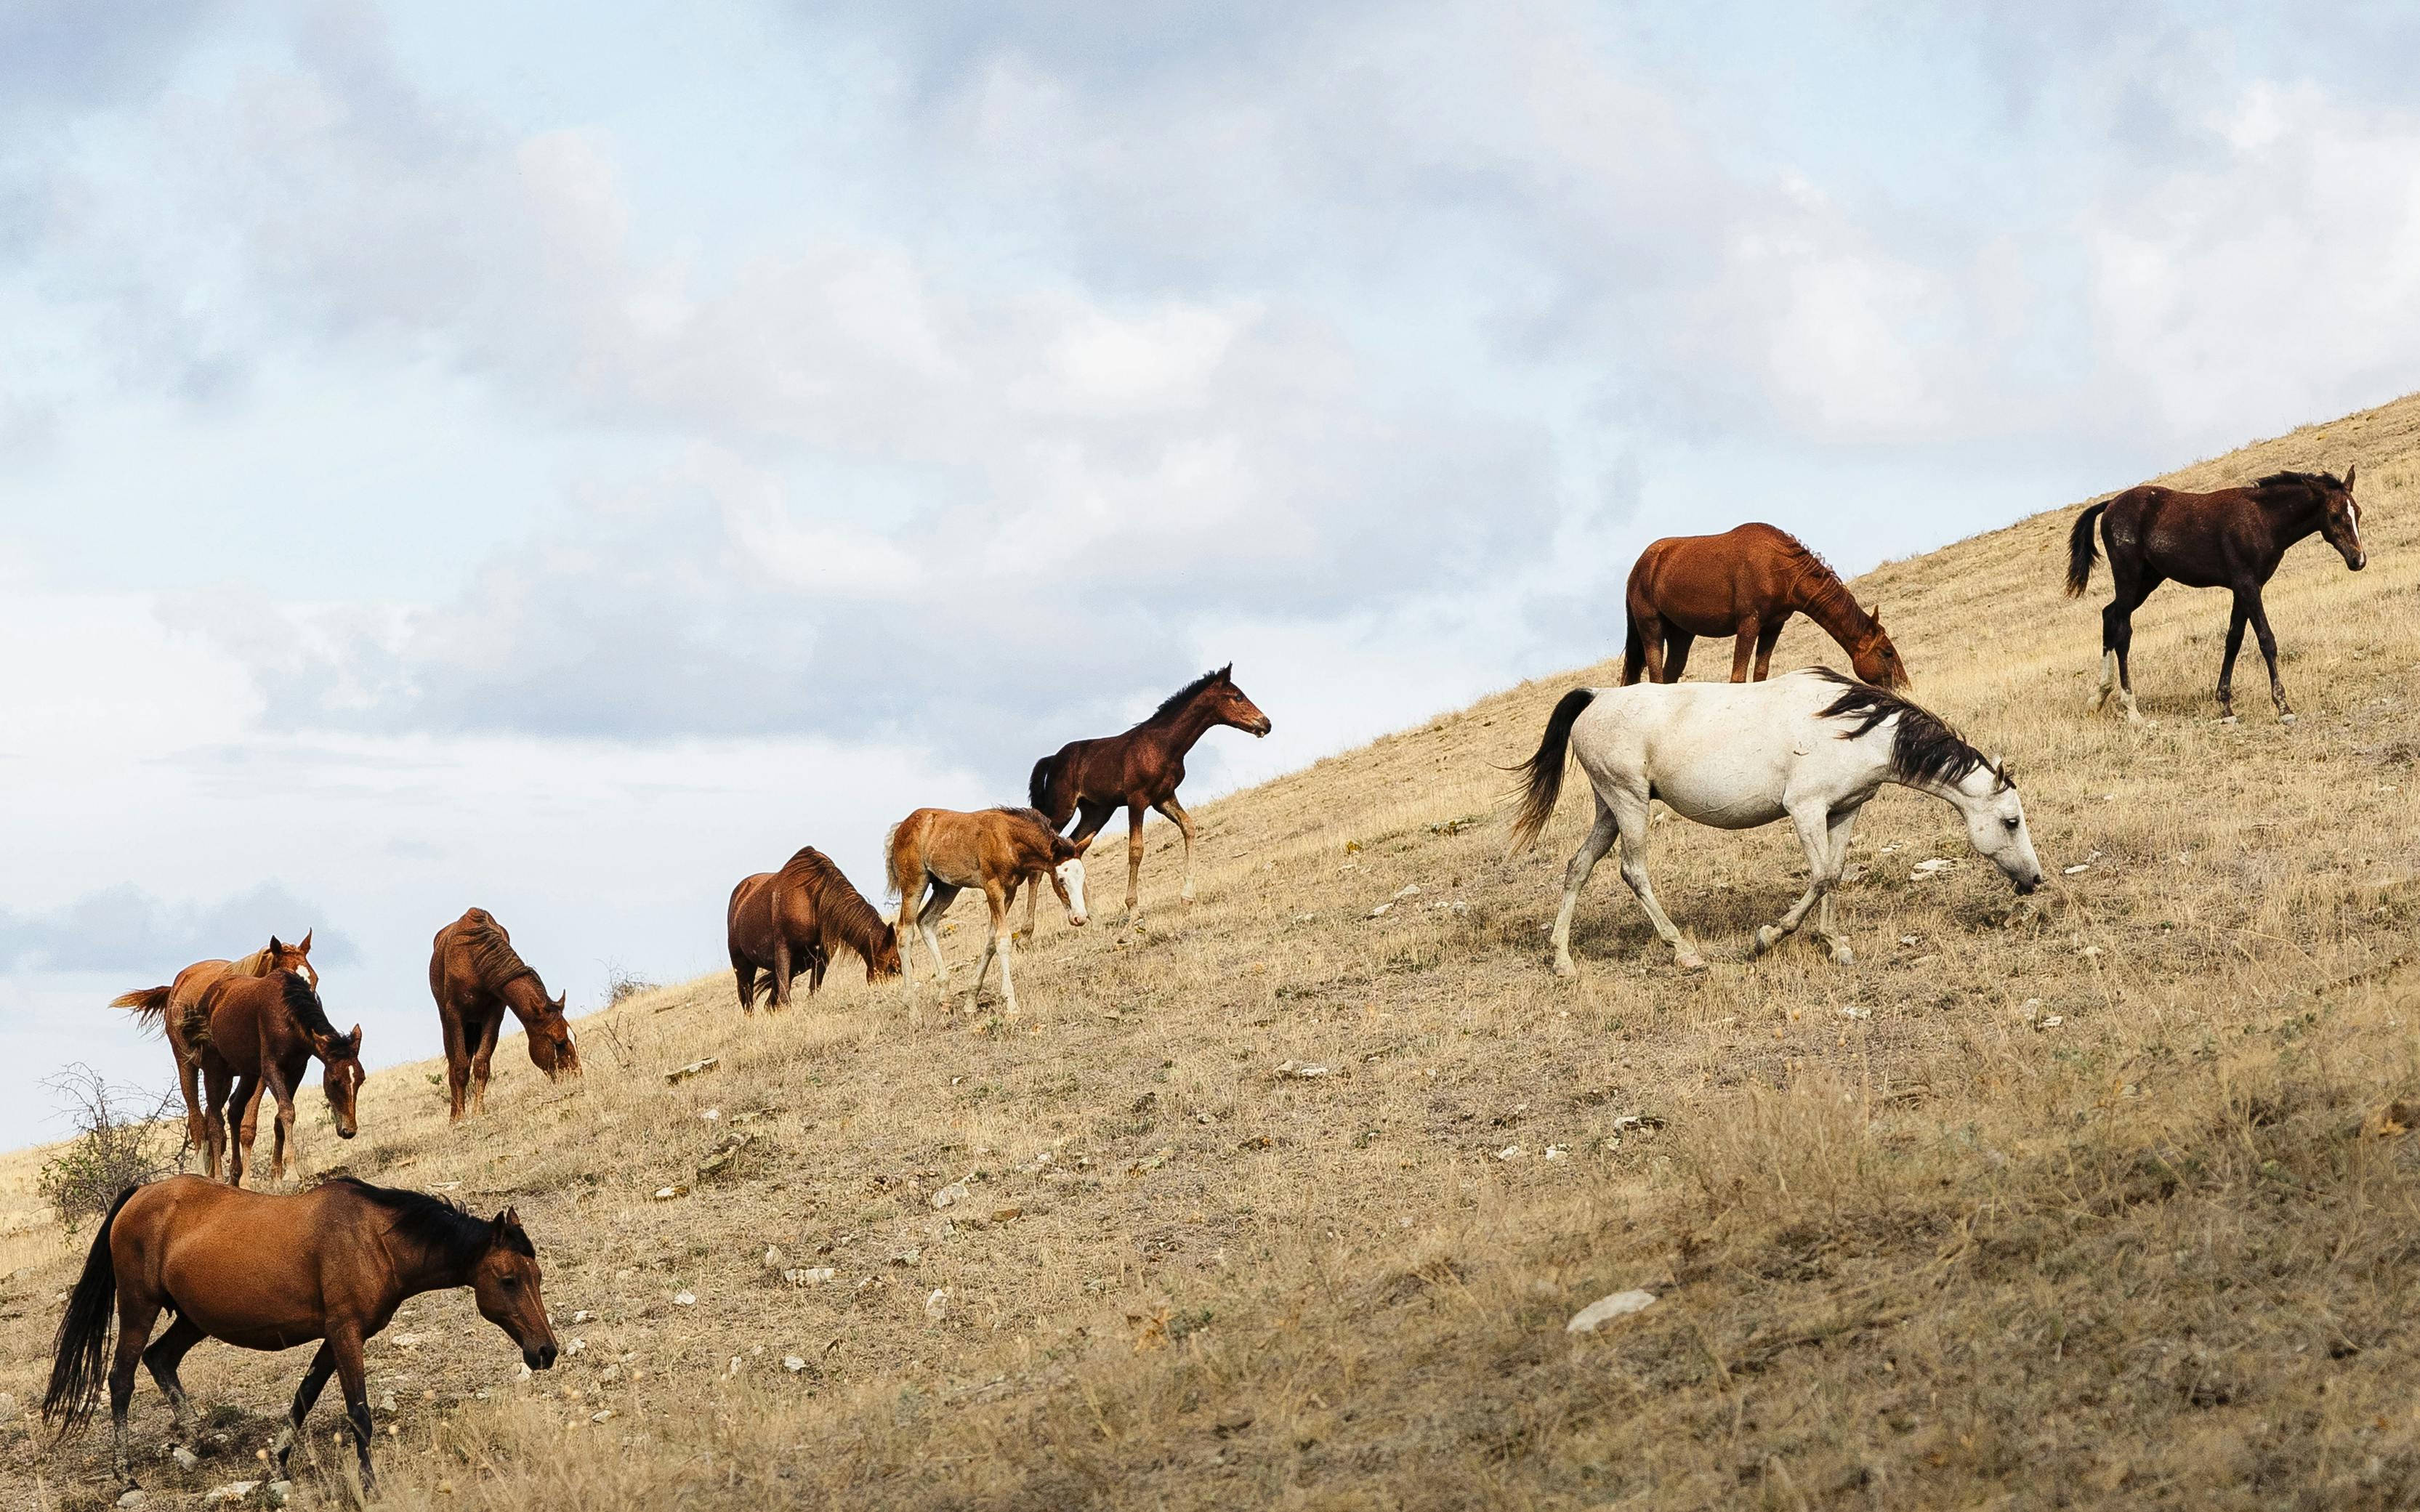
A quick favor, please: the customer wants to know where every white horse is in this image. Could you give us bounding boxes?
[1508,667,2044,973]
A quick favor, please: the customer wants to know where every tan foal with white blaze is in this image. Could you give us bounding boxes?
[887,806,1087,1019]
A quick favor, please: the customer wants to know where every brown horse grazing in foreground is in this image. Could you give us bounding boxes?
[429,907,579,1123]
[727,847,902,1014]
[111,934,318,1170]
[889,806,1088,1019]
[44,1175,555,1492]
[1623,524,1910,690]
[1027,664,1271,929]
[2068,468,2367,724]
[193,970,363,1187]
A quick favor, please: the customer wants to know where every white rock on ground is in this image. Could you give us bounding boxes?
[924,1287,951,1321]
[1566,1290,1658,1333]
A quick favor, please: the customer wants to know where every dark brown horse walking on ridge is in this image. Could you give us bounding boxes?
[429,907,579,1123]
[112,934,318,1169]
[890,806,1088,1019]
[727,847,902,1014]
[1027,664,1271,929]
[2068,468,2367,724]
[194,970,363,1187]
[44,1175,555,1492]
[1623,524,1910,690]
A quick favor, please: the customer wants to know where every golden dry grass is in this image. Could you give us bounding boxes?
[7,395,2420,1509]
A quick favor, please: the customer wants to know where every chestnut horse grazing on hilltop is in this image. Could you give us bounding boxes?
[44,1175,555,1492]
[727,847,902,1014]
[194,970,363,1187]
[1027,663,1271,929]
[1624,524,1909,690]
[112,933,318,1169]
[429,907,579,1123]
[890,806,1087,1019]
[2067,468,2366,724]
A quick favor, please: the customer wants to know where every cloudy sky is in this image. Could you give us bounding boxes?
[4,0,2416,1147]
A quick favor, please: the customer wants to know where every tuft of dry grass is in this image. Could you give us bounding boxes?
[6,393,2420,1508]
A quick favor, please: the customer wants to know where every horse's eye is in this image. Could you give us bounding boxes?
[2003,817,2020,831]
[502,1276,520,1290]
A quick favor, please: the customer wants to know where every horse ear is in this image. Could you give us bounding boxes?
[494,1206,520,1233]
[268,934,286,953]
[554,990,568,1011]
[1217,662,1233,681]
[2344,462,2357,489]
[299,929,312,953]
[348,1022,363,1043]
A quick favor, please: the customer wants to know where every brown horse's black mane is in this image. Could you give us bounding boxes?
[278,971,351,1048]
[2251,469,2344,502]
[331,1178,530,1265]
[777,846,890,951]
[1142,664,1233,727]
[456,909,540,993]
[1811,670,2008,792]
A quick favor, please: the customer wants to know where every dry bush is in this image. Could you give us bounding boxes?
[33,1064,184,1233]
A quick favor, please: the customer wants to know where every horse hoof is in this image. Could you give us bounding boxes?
[1828,945,1855,966]
[2279,712,2297,727]
[1751,926,1780,956]
[2218,713,2238,726]
[1675,951,1706,971]
[1552,958,1578,980]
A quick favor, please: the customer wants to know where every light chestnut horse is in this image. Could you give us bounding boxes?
[1510,668,2042,973]
[111,933,319,1176]
[429,907,579,1123]
[887,806,1087,1018]
[44,1176,556,1493]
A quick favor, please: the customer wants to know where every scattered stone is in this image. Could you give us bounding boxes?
[1566,1289,1658,1333]
[570,1309,596,1324]
[1897,934,1921,946]
[784,1355,807,1372]
[514,1362,532,1381]
[1368,902,1394,918]
[1498,1144,1527,1160]
[664,1057,721,1085]
[1609,1114,1665,1133]
[118,1492,146,1509]
[1128,1147,1173,1175]
[1393,884,1421,899]
[1292,913,1317,923]
[265,1481,293,1508]
[378,1390,397,1413]
[2036,1015,2065,1030]
[924,1287,951,1322]
[783,1266,836,1286]
[591,1408,617,1424]
[1543,1145,1570,1161]
[564,1338,586,1357]
[1272,1060,1331,1080]
[201,1484,260,1506]
[392,1333,424,1350]
[931,1181,970,1210]
[2080,945,2103,961]
[991,1206,1023,1224]
[674,1290,696,1306]
[890,1248,923,1268]
[1911,858,1959,878]
[701,1107,720,1121]
[653,1185,687,1201]
[1837,1005,1871,1021]
[2062,863,2092,876]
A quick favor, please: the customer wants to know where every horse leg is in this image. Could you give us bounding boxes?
[471,1008,504,1116]
[442,1011,472,1123]
[732,960,757,1016]
[983,883,1020,1016]
[1753,620,1786,681]
[226,1072,259,1187]
[199,1061,230,1180]
[1121,803,1150,921]
[2217,594,2251,722]
[142,1314,206,1448]
[897,887,922,1010]
[108,1291,163,1487]
[1728,620,1759,682]
[913,885,960,1024]
[272,1342,336,1479]
[264,1063,299,1182]
[1661,632,1696,682]
[1548,799,1618,978]
[770,931,791,1014]
[1635,610,1668,683]
[1754,804,1842,958]
[1810,806,1863,964]
[2246,589,2294,724]
[1610,791,1702,969]
[1155,796,1199,905]
[175,1052,206,1166]
[327,1327,376,1492]
[2107,575,2159,724]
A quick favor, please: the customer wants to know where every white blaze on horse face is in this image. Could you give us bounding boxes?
[1057,857,1089,925]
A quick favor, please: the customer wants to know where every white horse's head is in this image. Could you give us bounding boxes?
[1953,759,2044,894]
[1053,856,1089,926]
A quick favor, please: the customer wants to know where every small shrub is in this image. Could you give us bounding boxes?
[603,963,658,1006]
[36,1064,183,1232]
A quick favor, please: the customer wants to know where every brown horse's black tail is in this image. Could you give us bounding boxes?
[110,985,173,1030]
[44,1183,137,1434]
[1621,613,1647,686]
[1027,753,1065,824]
[2065,503,2108,597]
[1508,689,1597,854]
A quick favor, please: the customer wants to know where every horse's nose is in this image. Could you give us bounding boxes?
[339,1127,356,1139]
[2350,550,2368,570]
[1069,912,1089,926]
[531,1344,557,1370]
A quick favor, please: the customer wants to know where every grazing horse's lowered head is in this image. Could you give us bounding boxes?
[524,989,578,1078]
[1844,608,1911,691]
[467,1205,560,1370]
[1816,675,2045,895]
[313,1016,366,1140]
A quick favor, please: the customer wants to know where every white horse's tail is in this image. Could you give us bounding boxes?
[1507,688,1597,853]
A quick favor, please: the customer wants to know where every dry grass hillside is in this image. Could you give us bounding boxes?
[7,395,2420,1511]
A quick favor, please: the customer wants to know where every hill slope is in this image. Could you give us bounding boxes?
[7,395,2420,1510]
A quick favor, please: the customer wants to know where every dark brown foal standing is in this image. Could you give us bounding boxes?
[726,846,901,1014]
[110,932,318,1176]
[193,970,363,1187]
[1622,523,1910,689]
[1026,663,1272,928]
[44,1175,556,1493]
[429,907,579,1122]
[2068,468,2367,724]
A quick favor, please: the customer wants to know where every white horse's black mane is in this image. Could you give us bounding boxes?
[1810,669,2008,791]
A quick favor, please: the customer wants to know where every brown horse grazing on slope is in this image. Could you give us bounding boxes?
[1026,664,1271,930]
[1623,524,1910,690]
[2067,468,2367,724]
[890,807,1088,1019]
[193,970,363,1187]
[727,847,903,1014]
[429,907,579,1123]
[44,1175,555,1492]
[112,934,318,1168]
